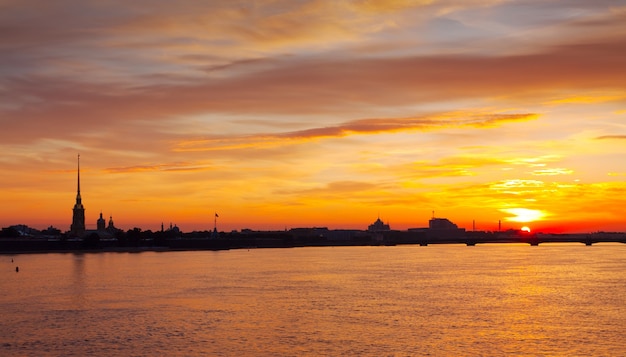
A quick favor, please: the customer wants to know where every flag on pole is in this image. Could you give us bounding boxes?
[215,213,219,217]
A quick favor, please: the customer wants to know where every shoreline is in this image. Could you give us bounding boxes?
[2,235,625,255]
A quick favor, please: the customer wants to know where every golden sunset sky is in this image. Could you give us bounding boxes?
[1,0,625,233]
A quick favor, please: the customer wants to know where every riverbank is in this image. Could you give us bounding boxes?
[2,231,625,254]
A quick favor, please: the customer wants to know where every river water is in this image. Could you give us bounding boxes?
[1,244,625,356]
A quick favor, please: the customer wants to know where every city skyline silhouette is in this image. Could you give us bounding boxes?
[2,153,625,250]
[1,152,625,236]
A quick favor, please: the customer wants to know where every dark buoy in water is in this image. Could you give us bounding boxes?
[15,266,19,273]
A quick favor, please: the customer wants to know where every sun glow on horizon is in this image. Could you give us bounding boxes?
[501,208,545,223]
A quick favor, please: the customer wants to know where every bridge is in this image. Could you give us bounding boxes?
[449,232,626,246]
[517,232,626,246]
[390,231,626,246]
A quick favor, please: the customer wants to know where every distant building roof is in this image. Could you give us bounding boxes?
[429,218,459,230]
[368,217,390,232]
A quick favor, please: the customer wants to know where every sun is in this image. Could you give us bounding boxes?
[521,226,531,233]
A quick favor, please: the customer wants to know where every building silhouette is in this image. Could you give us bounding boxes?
[427,216,465,239]
[97,212,106,231]
[107,215,117,233]
[368,216,390,232]
[70,154,85,237]
[429,217,458,230]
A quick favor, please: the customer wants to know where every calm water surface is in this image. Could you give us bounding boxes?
[2,244,625,356]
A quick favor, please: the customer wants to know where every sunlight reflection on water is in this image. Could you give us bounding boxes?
[1,244,625,356]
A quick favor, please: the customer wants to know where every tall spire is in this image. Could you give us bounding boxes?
[70,154,85,236]
[76,154,81,201]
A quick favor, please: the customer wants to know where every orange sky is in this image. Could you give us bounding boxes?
[1,0,625,233]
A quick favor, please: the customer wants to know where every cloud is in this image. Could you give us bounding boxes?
[2,34,623,131]
[173,112,538,152]
[103,162,213,173]
[548,93,626,105]
[595,135,626,140]
[531,168,574,176]
[0,0,434,81]
[490,179,546,196]
[505,156,561,167]
[2,10,626,152]
[372,156,508,181]
[276,180,382,197]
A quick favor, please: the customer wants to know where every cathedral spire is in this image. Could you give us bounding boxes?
[77,154,80,194]
[76,154,82,203]
[70,154,85,237]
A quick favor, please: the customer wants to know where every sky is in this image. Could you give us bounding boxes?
[1,0,625,233]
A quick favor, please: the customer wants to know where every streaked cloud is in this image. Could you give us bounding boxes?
[490,180,546,196]
[595,135,626,140]
[104,162,213,174]
[531,168,574,176]
[174,113,538,152]
[548,93,626,105]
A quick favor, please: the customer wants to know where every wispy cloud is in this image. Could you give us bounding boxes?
[103,162,213,174]
[490,180,546,196]
[174,113,539,152]
[532,168,574,176]
[275,180,383,198]
[595,135,626,140]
